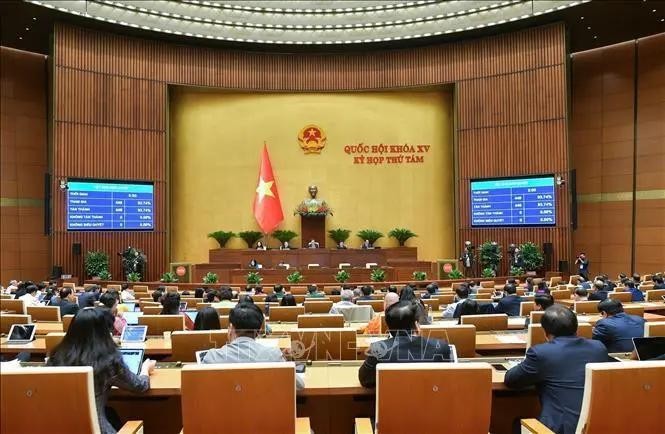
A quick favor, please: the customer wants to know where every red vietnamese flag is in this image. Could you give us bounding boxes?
[253,144,284,233]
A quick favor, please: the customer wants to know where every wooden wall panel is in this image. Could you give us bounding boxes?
[52,22,570,281]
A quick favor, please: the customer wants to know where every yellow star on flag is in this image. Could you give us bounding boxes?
[255,177,275,202]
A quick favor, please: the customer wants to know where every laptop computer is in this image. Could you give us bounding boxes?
[123,301,137,312]
[179,301,188,312]
[195,350,208,364]
[184,311,198,323]
[6,324,36,344]
[119,348,145,375]
[633,337,665,361]
[123,311,143,325]
[448,344,458,363]
[120,325,148,343]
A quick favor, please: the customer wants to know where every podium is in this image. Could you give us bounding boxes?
[300,215,326,248]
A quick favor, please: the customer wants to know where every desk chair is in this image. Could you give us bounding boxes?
[289,286,307,295]
[106,284,122,291]
[434,293,455,304]
[550,289,570,300]
[62,282,75,289]
[421,298,440,311]
[297,314,344,328]
[165,286,179,293]
[180,363,310,434]
[522,361,665,434]
[142,306,162,315]
[132,285,149,292]
[196,302,212,311]
[0,314,31,335]
[355,363,492,434]
[529,310,545,324]
[0,299,25,315]
[329,295,342,303]
[335,305,374,322]
[479,281,495,289]
[419,324,477,358]
[25,306,61,322]
[645,321,665,337]
[608,292,632,303]
[322,286,339,295]
[573,300,600,314]
[289,328,356,361]
[170,330,229,362]
[357,299,384,312]
[640,284,654,293]
[623,305,644,317]
[519,301,535,317]
[474,293,492,300]
[1,367,143,434]
[269,306,305,322]
[461,314,508,331]
[219,315,229,329]
[568,275,581,285]
[304,300,333,314]
[139,301,160,309]
[527,323,592,348]
[548,276,562,288]
[646,289,665,301]
[138,315,184,335]
[213,306,233,316]
[45,332,66,356]
[63,314,75,331]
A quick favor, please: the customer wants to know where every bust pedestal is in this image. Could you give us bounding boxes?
[300,215,326,248]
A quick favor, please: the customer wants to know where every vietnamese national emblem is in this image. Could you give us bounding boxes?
[298,125,326,154]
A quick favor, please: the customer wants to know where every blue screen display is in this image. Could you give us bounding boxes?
[470,176,556,227]
[67,180,154,231]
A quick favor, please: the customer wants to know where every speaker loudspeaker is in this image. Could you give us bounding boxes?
[543,243,553,271]
[72,243,82,255]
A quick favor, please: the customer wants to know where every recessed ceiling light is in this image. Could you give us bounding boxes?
[586,26,591,30]
[580,16,584,20]
[593,35,597,39]
[19,36,23,40]
[25,27,30,31]
[32,17,37,21]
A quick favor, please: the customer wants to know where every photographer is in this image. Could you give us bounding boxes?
[574,253,589,281]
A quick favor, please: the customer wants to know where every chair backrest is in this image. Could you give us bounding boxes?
[288,328,356,361]
[548,276,562,287]
[303,300,333,314]
[0,314,31,335]
[646,289,665,301]
[576,361,665,434]
[269,306,305,322]
[527,323,592,348]
[219,315,229,329]
[296,314,344,328]
[106,284,122,291]
[480,281,495,288]
[645,321,665,337]
[289,286,307,295]
[63,314,75,331]
[170,330,229,362]
[569,275,581,285]
[62,282,75,289]
[132,285,149,292]
[1,366,100,433]
[25,306,61,322]
[477,287,495,295]
[335,305,374,322]
[550,289,571,300]
[375,363,492,434]
[139,301,160,309]
[181,363,297,434]
[45,332,66,356]
[138,314,184,335]
[142,306,163,315]
[573,300,600,314]
[0,299,25,315]
[519,301,535,317]
[356,299,384,312]
[474,293,492,300]
[460,314,508,331]
[529,310,545,324]
[419,324,477,358]
[421,298,440,312]
[213,306,234,316]
[623,305,645,317]
[608,292,632,303]
[434,293,455,304]
[196,302,212,311]
[639,284,654,293]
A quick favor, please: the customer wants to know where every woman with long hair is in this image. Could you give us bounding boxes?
[47,308,155,433]
[398,285,431,325]
[193,307,222,330]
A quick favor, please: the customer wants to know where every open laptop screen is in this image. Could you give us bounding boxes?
[7,324,36,342]
[121,325,148,343]
[123,312,143,325]
[633,337,665,361]
[119,348,145,375]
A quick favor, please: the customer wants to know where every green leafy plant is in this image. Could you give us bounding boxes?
[286,271,304,283]
[447,269,464,279]
[160,271,178,283]
[356,229,384,245]
[120,247,146,280]
[412,271,427,281]
[246,271,263,285]
[239,230,264,248]
[203,272,219,284]
[509,266,525,276]
[479,241,502,272]
[519,242,544,272]
[370,268,386,282]
[328,228,352,244]
[272,229,298,244]
[388,228,417,246]
[126,272,141,282]
[97,269,112,280]
[207,231,236,248]
[481,267,496,278]
[334,270,351,283]
[84,250,110,278]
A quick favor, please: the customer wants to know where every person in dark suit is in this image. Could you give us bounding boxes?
[504,305,610,434]
[77,285,100,308]
[58,288,80,316]
[652,275,665,289]
[358,300,451,388]
[592,299,645,353]
[574,253,589,281]
[623,281,645,302]
[493,283,522,317]
[587,280,609,301]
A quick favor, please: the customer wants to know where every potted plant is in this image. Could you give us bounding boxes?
[387,228,417,246]
[84,250,110,278]
[509,266,525,277]
[286,271,304,284]
[356,229,383,246]
[203,272,218,284]
[272,229,298,246]
[447,269,464,279]
[481,267,496,278]
[519,242,544,274]
[479,241,502,275]
[328,228,351,245]
[207,230,236,248]
[334,270,350,283]
[412,271,427,281]
[246,271,263,285]
[97,269,112,281]
[370,268,386,282]
[120,247,147,280]
[127,272,141,282]
[239,230,264,248]
[161,271,178,283]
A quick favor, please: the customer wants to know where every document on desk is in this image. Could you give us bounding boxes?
[496,334,526,344]
[259,339,280,348]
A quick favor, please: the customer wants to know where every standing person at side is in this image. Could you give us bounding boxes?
[574,253,589,281]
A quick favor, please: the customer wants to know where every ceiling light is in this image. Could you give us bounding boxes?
[593,35,597,39]
[580,16,584,20]
[652,9,657,13]
[25,27,30,31]
[19,36,23,40]
[32,17,37,20]
[586,26,591,30]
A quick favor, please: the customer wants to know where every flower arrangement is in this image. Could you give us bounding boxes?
[413,271,427,281]
[161,271,178,283]
[370,268,386,282]
[447,269,464,279]
[334,270,350,283]
[294,201,333,217]
[203,272,219,284]
[286,271,304,283]
[246,271,263,285]
[127,272,141,282]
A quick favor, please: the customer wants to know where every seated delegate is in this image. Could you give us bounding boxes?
[592,299,645,352]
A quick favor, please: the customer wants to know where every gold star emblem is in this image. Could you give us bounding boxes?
[255,177,275,202]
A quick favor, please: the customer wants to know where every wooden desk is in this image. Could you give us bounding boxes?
[34,322,63,335]
[558,299,665,313]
